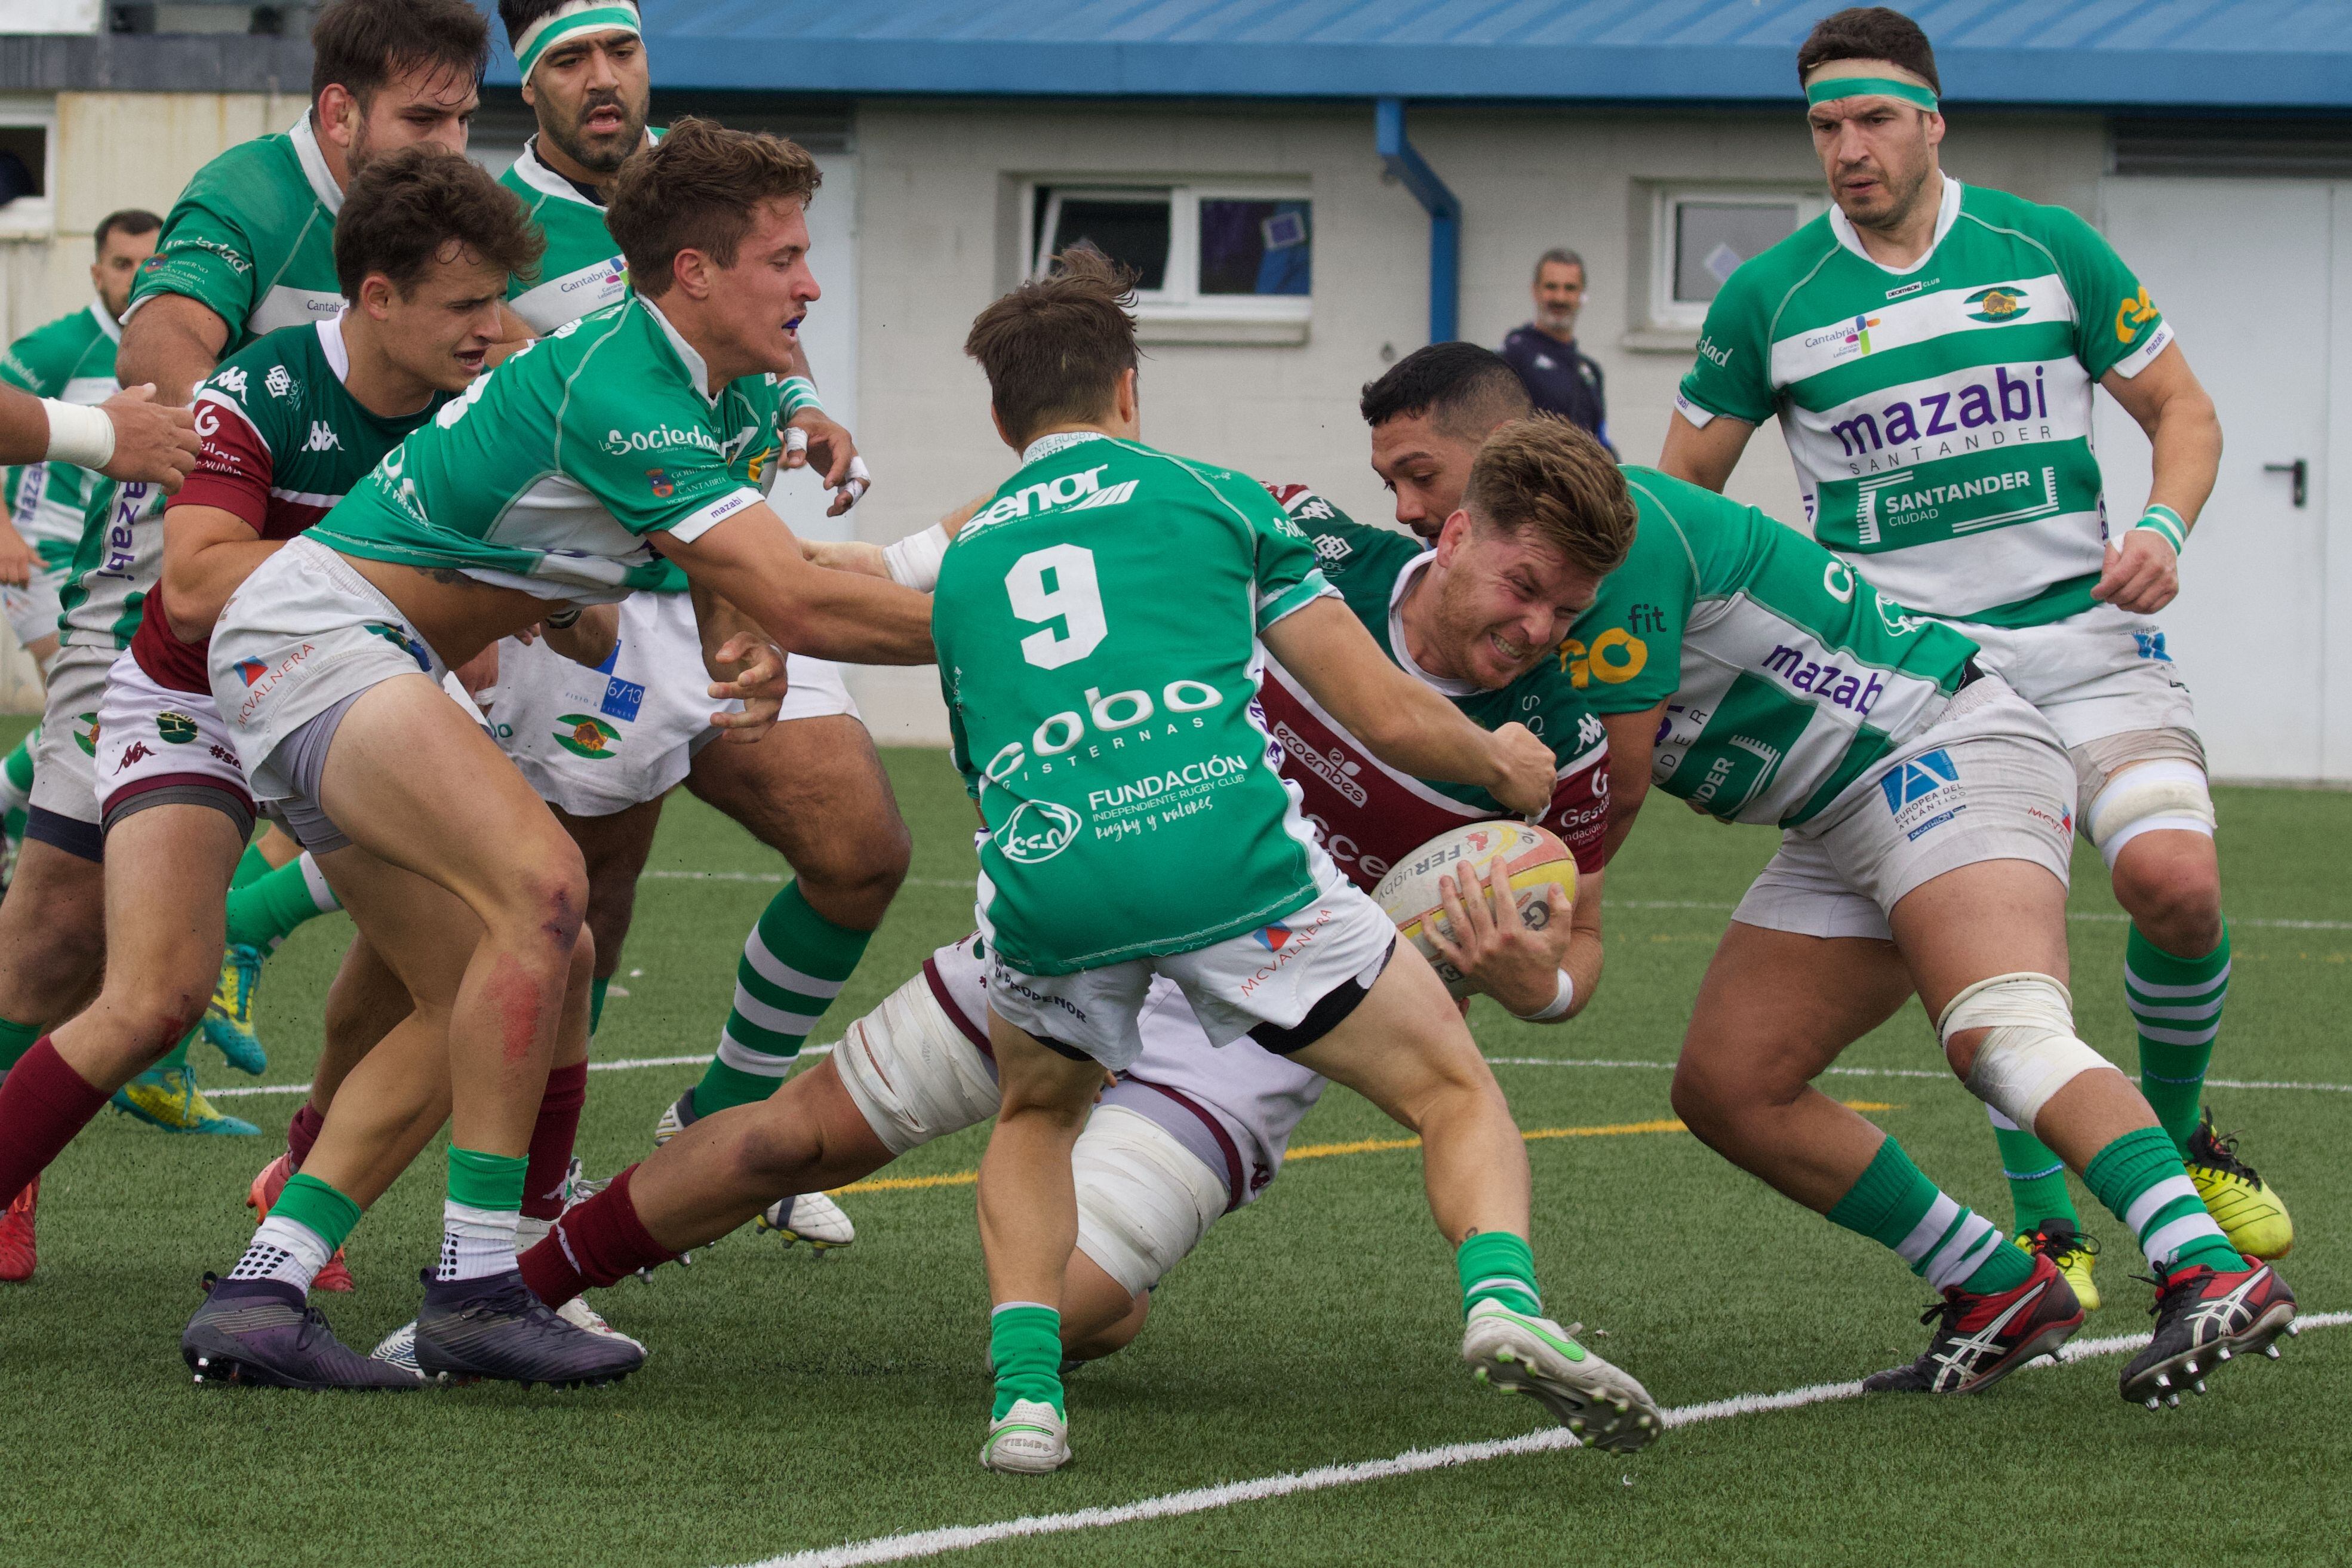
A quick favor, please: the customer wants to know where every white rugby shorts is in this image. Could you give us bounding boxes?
[981,876,1397,1072]
[93,648,251,831]
[1732,672,2077,942]
[2,564,63,648]
[205,537,448,805]
[482,588,857,817]
[27,642,110,829]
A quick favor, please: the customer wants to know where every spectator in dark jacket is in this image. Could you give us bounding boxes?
[1499,248,1612,453]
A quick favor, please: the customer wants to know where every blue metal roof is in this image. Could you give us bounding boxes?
[483,2,2352,111]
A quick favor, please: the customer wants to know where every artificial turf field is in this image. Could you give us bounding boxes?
[1,720,2347,1568]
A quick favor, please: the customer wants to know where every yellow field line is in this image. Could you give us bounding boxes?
[831,1102,1899,1194]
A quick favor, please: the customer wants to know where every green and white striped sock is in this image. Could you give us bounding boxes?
[694,882,870,1114]
[2083,1124,2240,1275]
[1827,1135,2033,1295]
[439,1146,528,1282]
[2127,923,2228,1155]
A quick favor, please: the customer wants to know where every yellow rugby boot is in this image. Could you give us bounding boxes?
[2013,1217,2100,1311]
[201,942,269,1075]
[2185,1109,2293,1259]
[111,1062,260,1136]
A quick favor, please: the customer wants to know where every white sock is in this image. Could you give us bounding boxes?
[297,851,341,915]
[227,1215,332,1292]
[436,1201,520,1282]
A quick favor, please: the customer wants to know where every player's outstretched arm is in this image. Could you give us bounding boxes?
[115,293,230,408]
[0,382,198,491]
[1263,597,1553,816]
[657,499,934,666]
[1656,409,1753,494]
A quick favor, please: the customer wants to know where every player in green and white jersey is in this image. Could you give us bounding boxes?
[0,213,159,680]
[0,149,551,1306]
[1353,346,2295,1407]
[176,122,933,1390]
[480,3,899,1183]
[1658,8,2285,1286]
[944,252,1657,1475]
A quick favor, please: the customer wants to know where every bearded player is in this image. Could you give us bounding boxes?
[1659,7,2283,1298]
[174,121,934,1391]
[0,148,551,1315]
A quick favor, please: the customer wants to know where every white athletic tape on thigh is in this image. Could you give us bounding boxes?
[2086,759,2213,865]
[1941,971,2109,1132]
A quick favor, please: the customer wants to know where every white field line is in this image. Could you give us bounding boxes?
[642,874,2352,933]
[204,1044,838,1099]
[1484,1056,2352,1094]
[733,1312,2350,1568]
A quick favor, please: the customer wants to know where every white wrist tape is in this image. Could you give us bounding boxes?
[882,521,951,591]
[42,398,115,470]
[1942,972,2108,1133]
[1507,969,1576,1023]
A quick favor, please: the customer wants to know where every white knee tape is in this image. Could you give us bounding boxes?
[2086,760,2213,868]
[1941,973,2110,1133]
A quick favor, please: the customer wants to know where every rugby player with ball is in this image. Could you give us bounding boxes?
[1360,344,2297,1406]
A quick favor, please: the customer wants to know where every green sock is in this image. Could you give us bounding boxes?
[589,974,609,1037]
[695,882,871,1113]
[447,1145,528,1210]
[1825,1135,2033,1295]
[1985,1106,2078,1235]
[153,1032,192,1075]
[224,851,340,953]
[2127,923,2228,1154]
[2084,1124,2242,1276]
[1456,1231,1543,1317]
[269,1171,363,1252]
[229,840,271,890]
[989,1303,1065,1419]
[0,1015,40,1075]
[1,729,32,844]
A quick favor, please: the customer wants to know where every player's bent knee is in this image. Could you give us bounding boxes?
[2087,761,2214,871]
[1941,973,2108,1133]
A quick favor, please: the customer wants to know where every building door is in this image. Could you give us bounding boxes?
[2093,177,2347,781]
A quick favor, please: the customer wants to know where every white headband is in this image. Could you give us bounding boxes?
[514,0,642,79]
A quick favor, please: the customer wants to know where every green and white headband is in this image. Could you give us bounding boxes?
[1805,74,1939,113]
[514,0,642,80]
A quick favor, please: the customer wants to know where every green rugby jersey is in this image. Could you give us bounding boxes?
[311,297,778,599]
[128,115,344,350]
[499,133,641,334]
[936,431,1338,974]
[2,299,121,569]
[1677,177,2172,628]
[1569,466,1981,827]
[58,476,161,651]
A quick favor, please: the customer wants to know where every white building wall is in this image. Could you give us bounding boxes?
[847,100,2107,741]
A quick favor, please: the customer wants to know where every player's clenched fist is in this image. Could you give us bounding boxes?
[705,631,789,744]
[1484,721,1555,818]
[99,385,201,492]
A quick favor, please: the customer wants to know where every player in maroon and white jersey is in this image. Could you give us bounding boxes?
[0,150,555,1323]
[1256,481,1611,1026]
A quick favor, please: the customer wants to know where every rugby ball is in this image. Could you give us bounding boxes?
[1373,822,1576,999]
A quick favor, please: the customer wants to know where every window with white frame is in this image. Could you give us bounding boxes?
[0,94,57,239]
[1647,187,1826,330]
[1027,181,1312,343]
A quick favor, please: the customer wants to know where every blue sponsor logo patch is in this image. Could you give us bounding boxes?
[1880,748,1959,811]
[601,677,645,722]
[2132,631,2172,663]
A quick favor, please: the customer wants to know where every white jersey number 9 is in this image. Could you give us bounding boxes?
[1006,543,1106,669]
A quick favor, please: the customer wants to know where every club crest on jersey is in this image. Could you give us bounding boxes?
[265,366,297,401]
[555,714,621,759]
[155,711,199,745]
[646,468,674,498]
[1964,286,2030,322]
[74,712,99,755]
[993,799,1083,864]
